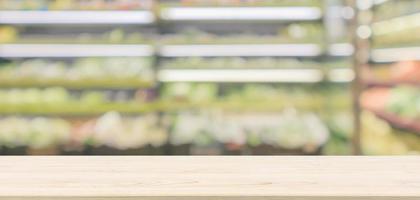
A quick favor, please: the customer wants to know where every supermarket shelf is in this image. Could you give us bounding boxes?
[0,99,349,116]
[160,100,350,112]
[328,43,354,57]
[1,157,420,198]
[0,44,153,57]
[159,44,322,57]
[371,47,420,63]
[159,68,354,83]
[158,69,323,83]
[0,103,157,116]
[0,79,154,89]
[161,7,322,21]
[0,11,155,24]
[372,12,420,35]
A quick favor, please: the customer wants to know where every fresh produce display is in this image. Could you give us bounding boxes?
[1,25,324,45]
[321,111,353,155]
[0,28,149,44]
[160,25,323,44]
[169,108,329,153]
[0,26,18,43]
[0,87,156,115]
[361,86,420,133]
[0,117,70,149]
[161,83,351,111]
[372,1,420,48]
[373,0,420,22]
[361,2,420,155]
[0,109,336,155]
[0,112,167,150]
[79,112,168,150]
[0,58,154,88]
[361,111,420,155]
[159,0,321,7]
[386,86,420,120]
[162,57,321,69]
[373,26,420,48]
[390,61,420,83]
[0,0,153,10]
[161,58,350,70]
[366,61,420,91]
[0,0,359,155]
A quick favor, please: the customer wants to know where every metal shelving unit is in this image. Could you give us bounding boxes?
[0,0,357,155]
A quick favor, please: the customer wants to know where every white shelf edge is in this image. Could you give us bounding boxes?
[328,68,354,82]
[0,11,155,24]
[372,12,420,35]
[328,43,354,57]
[159,44,322,57]
[0,44,153,57]
[161,7,322,21]
[158,69,324,83]
[371,47,420,63]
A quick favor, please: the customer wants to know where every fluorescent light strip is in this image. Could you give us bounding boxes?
[371,47,420,63]
[328,43,354,56]
[328,68,354,82]
[160,44,322,57]
[0,44,153,57]
[161,7,322,21]
[0,11,155,24]
[158,69,323,83]
[373,12,420,35]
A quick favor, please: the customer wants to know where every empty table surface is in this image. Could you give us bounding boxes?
[0,156,419,200]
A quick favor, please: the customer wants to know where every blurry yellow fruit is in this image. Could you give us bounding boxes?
[49,0,73,10]
[0,26,18,43]
[361,111,418,155]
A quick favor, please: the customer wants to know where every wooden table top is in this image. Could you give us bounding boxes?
[0,156,419,200]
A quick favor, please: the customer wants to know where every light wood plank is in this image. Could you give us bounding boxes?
[0,156,419,199]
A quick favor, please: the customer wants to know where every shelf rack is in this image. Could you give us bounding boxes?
[158,68,323,83]
[371,46,420,63]
[160,6,322,21]
[0,1,357,154]
[158,68,354,83]
[158,44,323,57]
[361,0,420,135]
[369,0,420,63]
[0,11,155,24]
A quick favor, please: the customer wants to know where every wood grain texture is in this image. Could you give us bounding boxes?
[0,156,419,199]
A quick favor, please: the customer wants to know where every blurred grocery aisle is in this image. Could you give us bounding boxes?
[358,0,420,154]
[0,0,418,155]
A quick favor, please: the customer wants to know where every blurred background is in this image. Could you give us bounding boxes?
[0,0,418,155]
